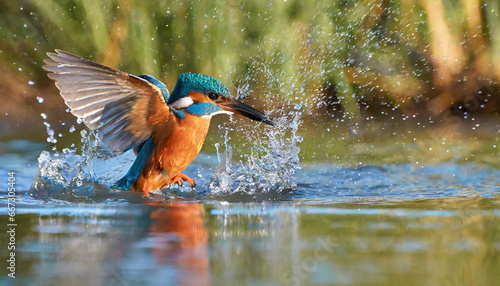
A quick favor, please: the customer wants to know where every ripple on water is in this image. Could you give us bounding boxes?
[293,162,500,203]
[2,136,500,205]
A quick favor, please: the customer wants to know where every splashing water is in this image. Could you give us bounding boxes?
[209,111,302,196]
[30,126,136,199]
[30,109,302,199]
[31,149,92,198]
[31,56,302,199]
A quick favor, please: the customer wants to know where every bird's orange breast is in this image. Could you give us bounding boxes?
[154,113,211,176]
[132,111,211,193]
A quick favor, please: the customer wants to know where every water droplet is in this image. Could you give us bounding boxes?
[41,113,47,119]
[37,96,44,103]
[29,80,35,85]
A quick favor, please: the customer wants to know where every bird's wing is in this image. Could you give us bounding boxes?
[43,49,170,153]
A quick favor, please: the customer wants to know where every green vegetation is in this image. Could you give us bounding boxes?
[2,0,500,117]
[2,0,500,164]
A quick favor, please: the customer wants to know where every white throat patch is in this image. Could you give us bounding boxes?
[169,97,194,109]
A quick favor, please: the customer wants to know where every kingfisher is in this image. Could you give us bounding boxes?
[43,50,274,194]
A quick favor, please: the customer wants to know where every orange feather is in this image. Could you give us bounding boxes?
[132,108,211,194]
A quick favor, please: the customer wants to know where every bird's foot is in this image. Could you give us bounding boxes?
[169,174,196,188]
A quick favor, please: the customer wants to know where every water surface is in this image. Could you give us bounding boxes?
[1,139,499,285]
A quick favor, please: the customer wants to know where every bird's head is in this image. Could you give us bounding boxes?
[167,73,274,125]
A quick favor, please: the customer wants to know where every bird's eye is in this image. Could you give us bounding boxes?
[208,92,219,101]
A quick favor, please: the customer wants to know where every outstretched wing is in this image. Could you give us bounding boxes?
[43,49,170,153]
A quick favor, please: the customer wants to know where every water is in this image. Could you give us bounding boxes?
[3,0,500,284]
[1,127,500,285]
[2,51,500,284]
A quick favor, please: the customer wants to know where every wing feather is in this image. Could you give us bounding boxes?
[43,49,170,153]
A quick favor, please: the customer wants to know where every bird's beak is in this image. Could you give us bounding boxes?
[221,99,275,126]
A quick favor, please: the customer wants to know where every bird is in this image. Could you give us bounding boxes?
[43,49,274,195]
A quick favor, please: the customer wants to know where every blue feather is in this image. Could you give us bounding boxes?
[113,137,155,189]
[139,75,170,102]
[170,108,186,119]
[185,103,223,116]
[168,73,230,104]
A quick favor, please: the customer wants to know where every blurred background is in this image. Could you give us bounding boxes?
[1,0,500,164]
[2,2,500,285]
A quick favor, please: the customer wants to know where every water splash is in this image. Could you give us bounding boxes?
[31,107,301,200]
[30,129,135,199]
[31,83,301,199]
[30,148,92,198]
[209,110,302,196]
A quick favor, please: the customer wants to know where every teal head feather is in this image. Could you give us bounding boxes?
[168,73,230,104]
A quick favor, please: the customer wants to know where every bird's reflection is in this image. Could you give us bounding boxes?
[146,200,209,286]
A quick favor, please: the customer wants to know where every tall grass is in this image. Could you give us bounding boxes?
[1,0,499,118]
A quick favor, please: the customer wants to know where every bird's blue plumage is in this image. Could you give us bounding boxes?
[170,108,186,119]
[139,75,170,102]
[168,73,230,104]
[167,103,222,119]
[114,137,155,189]
[185,103,223,116]
[139,73,229,118]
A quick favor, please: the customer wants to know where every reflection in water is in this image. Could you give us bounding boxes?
[207,201,500,285]
[208,204,300,285]
[1,140,500,285]
[1,198,500,285]
[146,201,209,286]
[3,201,209,286]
